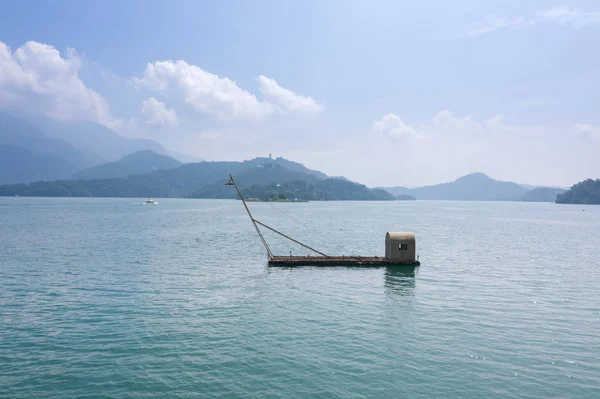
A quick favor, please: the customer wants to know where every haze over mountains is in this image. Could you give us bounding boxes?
[1,149,566,202]
[73,150,182,180]
[0,155,394,200]
[0,109,576,202]
[0,110,195,184]
[383,173,565,202]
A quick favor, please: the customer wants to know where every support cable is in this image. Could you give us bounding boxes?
[253,219,329,257]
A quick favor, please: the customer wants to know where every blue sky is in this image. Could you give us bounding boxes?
[1,0,599,187]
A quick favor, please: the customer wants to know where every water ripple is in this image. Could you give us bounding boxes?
[1,198,599,398]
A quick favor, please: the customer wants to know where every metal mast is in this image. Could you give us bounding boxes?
[226,174,273,259]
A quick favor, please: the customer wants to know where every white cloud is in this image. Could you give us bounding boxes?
[133,60,274,120]
[575,123,600,139]
[133,61,324,121]
[141,97,178,127]
[465,6,600,38]
[468,15,526,37]
[371,109,510,149]
[433,109,481,131]
[373,113,417,138]
[0,41,115,126]
[257,75,323,114]
[537,6,600,28]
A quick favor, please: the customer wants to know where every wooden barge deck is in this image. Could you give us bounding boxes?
[269,256,420,267]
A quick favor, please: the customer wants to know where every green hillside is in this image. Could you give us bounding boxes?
[237,179,395,201]
[556,179,600,204]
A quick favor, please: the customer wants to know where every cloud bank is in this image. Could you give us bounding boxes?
[133,61,322,121]
[133,60,274,121]
[0,41,115,125]
[257,75,323,114]
[141,97,178,128]
[467,6,600,37]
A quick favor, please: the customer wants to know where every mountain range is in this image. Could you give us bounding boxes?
[0,154,568,202]
[382,173,565,202]
[0,156,374,199]
[73,150,182,180]
[0,109,575,202]
[0,110,197,184]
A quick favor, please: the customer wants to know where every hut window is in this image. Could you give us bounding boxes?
[399,243,408,250]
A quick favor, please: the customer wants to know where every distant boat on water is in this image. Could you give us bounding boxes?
[145,199,157,205]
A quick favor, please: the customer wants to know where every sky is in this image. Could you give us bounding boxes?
[0,0,599,187]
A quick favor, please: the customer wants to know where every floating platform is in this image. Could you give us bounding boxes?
[226,174,421,268]
[268,256,420,267]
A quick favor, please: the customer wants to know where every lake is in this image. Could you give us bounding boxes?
[1,198,599,398]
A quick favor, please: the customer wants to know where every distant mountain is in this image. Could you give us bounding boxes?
[410,173,527,201]
[0,145,80,184]
[382,174,575,202]
[520,187,565,202]
[26,115,170,161]
[168,150,203,163]
[556,179,600,204]
[520,183,567,191]
[395,194,416,201]
[190,163,323,199]
[236,179,395,201]
[382,174,574,202]
[73,150,182,180]
[0,157,329,198]
[0,111,106,184]
[0,156,398,201]
[383,186,412,196]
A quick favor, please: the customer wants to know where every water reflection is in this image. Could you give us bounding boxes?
[384,266,417,297]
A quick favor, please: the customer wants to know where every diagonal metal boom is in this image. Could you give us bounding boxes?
[227,174,273,259]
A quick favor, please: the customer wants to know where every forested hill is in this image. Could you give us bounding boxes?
[556,179,600,204]
[237,180,394,201]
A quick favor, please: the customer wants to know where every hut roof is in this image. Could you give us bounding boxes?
[386,232,415,242]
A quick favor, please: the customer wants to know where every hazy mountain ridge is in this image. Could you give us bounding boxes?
[22,113,170,161]
[0,111,106,184]
[382,186,412,196]
[0,145,80,184]
[0,110,200,185]
[521,187,566,202]
[0,158,327,198]
[383,173,565,202]
[0,110,585,202]
[0,157,392,201]
[73,150,182,180]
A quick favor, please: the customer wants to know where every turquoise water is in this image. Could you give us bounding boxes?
[1,197,599,398]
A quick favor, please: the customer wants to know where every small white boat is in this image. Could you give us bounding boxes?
[145,199,157,205]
